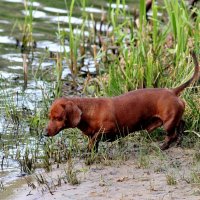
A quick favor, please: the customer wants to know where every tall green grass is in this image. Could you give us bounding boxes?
[22,0,34,51]
[103,0,199,134]
[105,1,198,87]
[61,0,87,86]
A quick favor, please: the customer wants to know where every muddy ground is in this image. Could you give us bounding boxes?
[2,146,200,200]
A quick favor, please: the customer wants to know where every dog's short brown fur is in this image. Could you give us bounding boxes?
[45,52,199,151]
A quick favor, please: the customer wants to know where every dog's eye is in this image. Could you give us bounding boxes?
[56,117,63,121]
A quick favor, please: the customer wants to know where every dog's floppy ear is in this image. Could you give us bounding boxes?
[62,101,82,127]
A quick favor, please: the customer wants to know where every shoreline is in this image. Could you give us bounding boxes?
[3,147,200,200]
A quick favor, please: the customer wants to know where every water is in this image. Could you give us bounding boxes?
[0,0,138,187]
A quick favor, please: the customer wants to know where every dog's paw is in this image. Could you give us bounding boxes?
[160,142,170,150]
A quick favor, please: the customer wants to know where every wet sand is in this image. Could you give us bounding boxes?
[4,147,200,200]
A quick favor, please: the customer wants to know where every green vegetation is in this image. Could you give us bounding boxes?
[0,0,199,193]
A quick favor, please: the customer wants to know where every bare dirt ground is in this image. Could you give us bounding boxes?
[3,146,200,200]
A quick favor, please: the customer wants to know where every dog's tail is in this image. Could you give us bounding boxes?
[173,51,199,96]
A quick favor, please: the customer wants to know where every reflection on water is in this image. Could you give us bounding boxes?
[0,36,16,44]
[22,10,47,18]
[37,40,70,52]
[43,7,68,14]
[107,3,128,9]
[1,53,24,62]
[83,7,106,13]
[3,0,23,3]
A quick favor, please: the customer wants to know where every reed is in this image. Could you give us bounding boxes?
[22,0,34,50]
[166,173,177,185]
[65,152,79,185]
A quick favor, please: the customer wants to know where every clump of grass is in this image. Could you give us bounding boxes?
[190,171,200,184]
[166,173,177,185]
[35,173,47,185]
[65,152,79,185]
[137,154,150,169]
[22,0,34,49]
[136,148,150,169]
[193,147,200,162]
[34,173,56,195]
[25,177,36,190]
[84,146,99,165]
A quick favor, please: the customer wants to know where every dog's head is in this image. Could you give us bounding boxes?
[45,98,82,137]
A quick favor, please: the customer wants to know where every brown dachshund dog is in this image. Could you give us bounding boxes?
[45,52,199,151]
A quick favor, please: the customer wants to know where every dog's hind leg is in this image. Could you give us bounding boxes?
[161,112,184,150]
[160,128,177,150]
[176,119,185,147]
[160,100,185,150]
